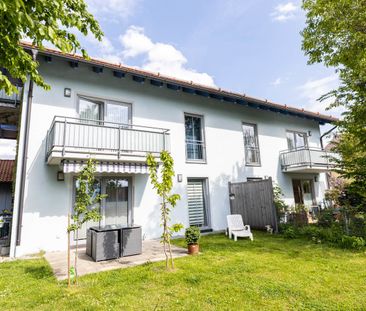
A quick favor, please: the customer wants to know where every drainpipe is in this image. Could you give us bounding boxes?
[9,49,37,257]
[320,125,337,149]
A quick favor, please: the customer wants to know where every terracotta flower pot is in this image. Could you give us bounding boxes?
[187,243,199,255]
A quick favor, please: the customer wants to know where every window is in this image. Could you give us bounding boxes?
[187,179,210,228]
[286,130,308,150]
[185,114,206,162]
[242,123,261,166]
[78,96,131,125]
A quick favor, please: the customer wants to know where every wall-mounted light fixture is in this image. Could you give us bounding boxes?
[314,175,318,182]
[64,88,71,97]
[229,193,236,200]
[57,171,65,181]
[177,174,183,183]
[308,130,312,137]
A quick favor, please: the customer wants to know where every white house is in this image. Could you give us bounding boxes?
[8,43,336,257]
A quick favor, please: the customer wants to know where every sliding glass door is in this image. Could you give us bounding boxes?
[103,178,129,226]
[73,177,131,240]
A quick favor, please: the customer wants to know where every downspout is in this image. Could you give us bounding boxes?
[9,49,37,256]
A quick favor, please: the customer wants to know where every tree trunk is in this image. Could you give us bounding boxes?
[75,228,79,285]
[162,201,169,269]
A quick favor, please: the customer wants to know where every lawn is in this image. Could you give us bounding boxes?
[1,233,365,310]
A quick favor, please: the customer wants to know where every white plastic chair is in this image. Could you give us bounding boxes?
[227,214,253,241]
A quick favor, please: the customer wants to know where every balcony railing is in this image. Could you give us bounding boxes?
[185,139,206,162]
[280,147,336,173]
[0,86,23,105]
[46,116,170,164]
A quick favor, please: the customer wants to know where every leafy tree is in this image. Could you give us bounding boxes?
[0,0,103,94]
[68,158,105,284]
[302,0,366,200]
[147,151,183,270]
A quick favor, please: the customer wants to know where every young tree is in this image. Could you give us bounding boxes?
[0,0,103,94]
[147,151,183,270]
[302,0,366,200]
[67,158,104,284]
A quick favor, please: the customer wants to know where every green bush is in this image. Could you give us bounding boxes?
[349,213,366,238]
[283,227,297,239]
[185,226,201,245]
[317,209,335,228]
[340,236,365,250]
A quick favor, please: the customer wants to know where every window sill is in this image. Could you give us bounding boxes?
[186,159,207,164]
[245,163,261,167]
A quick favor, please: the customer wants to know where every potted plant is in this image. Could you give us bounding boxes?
[185,226,201,255]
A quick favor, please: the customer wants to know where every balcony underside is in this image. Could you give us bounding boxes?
[282,164,332,174]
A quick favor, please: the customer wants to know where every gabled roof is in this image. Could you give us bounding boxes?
[0,160,14,183]
[20,42,338,125]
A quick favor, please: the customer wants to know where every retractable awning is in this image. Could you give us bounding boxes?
[62,160,149,174]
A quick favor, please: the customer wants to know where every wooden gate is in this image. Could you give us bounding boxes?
[228,178,278,232]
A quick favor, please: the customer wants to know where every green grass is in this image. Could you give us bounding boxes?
[1,233,366,310]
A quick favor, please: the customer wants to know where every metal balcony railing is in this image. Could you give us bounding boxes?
[0,86,23,105]
[46,116,170,161]
[280,147,336,171]
[185,139,206,161]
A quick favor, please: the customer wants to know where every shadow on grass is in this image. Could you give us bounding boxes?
[24,265,54,280]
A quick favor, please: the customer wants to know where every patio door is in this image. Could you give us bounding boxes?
[74,177,131,240]
[103,178,130,226]
[292,179,315,208]
[187,179,210,229]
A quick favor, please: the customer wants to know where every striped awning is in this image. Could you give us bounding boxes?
[62,161,149,174]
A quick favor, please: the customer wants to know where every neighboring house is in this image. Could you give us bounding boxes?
[8,43,336,257]
[0,160,14,214]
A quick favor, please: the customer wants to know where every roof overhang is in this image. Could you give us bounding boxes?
[20,42,338,125]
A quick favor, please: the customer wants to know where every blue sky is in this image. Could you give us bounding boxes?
[0,0,341,159]
[81,0,340,117]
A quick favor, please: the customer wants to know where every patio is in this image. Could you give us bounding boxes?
[45,239,187,280]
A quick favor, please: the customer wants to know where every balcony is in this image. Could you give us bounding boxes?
[46,116,170,165]
[0,85,23,106]
[280,147,335,173]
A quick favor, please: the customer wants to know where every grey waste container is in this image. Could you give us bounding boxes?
[121,227,142,257]
[91,229,120,262]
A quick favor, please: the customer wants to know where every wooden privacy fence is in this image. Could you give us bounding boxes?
[228,178,278,232]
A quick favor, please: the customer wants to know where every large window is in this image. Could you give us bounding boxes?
[242,123,261,166]
[286,130,308,150]
[78,96,131,125]
[185,114,206,162]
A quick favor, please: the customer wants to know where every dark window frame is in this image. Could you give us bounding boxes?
[184,113,207,163]
[242,122,261,166]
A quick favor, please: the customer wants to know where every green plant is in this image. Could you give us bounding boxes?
[0,0,103,94]
[147,151,182,270]
[340,236,365,250]
[283,227,297,239]
[185,226,201,245]
[273,184,288,214]
[67,158,105,284]
[317,209,335,228]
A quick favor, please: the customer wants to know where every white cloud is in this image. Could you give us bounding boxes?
[119,26,216,86]
[271,77,282,86]
[297,74,342,116]
[86,0,139,20]
[85,33,122,64]
[0,139,16,160]
[271,2,298,22]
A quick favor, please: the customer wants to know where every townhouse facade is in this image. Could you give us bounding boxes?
[9,44,336,257]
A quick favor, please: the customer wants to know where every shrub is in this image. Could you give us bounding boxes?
[283,227,297,239]
[185,226,201,245]
[349,213,366,238]
[317,208,337,228]
[340,236,365,250]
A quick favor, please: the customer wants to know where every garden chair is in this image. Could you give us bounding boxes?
[227,214,253,241]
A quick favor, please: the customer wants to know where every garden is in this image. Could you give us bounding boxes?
[1,232,366,310]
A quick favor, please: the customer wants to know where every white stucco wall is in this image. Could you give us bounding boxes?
[14,56,328,256]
